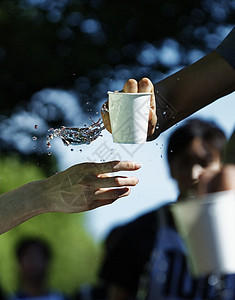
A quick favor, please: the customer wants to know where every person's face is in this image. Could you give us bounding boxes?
[19,245,49,280]
[170,137,222,200]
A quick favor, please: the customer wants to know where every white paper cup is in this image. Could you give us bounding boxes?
[108,92,151,144]
[171,191,235,277]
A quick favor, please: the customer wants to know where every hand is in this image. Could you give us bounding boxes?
[101,77,157,136]
[198,164,235,195]
[43,160,141,213]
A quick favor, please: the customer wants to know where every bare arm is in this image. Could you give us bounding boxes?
[0,160,140,234]
[150,51,235,140]
[101,28,235,140]
[0,180,46,234]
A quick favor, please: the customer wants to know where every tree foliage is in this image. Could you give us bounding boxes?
[1,0,234,114]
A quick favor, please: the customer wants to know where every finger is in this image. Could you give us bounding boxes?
[90,176,139,188]
[138,77,157,136]
[90,187,131,209]
[139,77,155,109]
[97,160,142,174]
[148,108,158,135]
[123,79,138,93]
[138,77,153,93]
[82,160,141,175]
[94,187,131,200]
[101,101,112,133]
[88,199,116,210]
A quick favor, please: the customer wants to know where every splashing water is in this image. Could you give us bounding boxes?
[46,118,105,149]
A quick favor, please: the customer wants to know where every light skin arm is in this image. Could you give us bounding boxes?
[0,160,140,234]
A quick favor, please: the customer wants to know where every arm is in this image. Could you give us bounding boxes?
[0,160,140,234]
[149,27,235,140]
[101,28,235,140]
[150,50,235,140]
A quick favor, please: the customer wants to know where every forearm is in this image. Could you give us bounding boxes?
[0,180,48,234]
[150,51,235,140]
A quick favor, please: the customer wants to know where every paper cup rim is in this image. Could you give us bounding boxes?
[170,190,235,209]
[107,91,152,96]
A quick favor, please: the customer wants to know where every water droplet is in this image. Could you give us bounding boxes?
[156,143,158,146]
[32,136,37,140]
[170,149,173,153]
[34,125,38,130]
[162,111,167,116]
[177,77,180,81]
[79,149,82,152]
[46,119,104,149]
[71,148,74,151]
[160,155,163,158]
[33,146,36,149]
[48,152,52,156]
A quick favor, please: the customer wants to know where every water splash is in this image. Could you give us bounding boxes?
[46,118,105,148]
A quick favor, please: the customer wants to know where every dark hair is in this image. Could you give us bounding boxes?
[16,237,51,261]
[167,118,227,166]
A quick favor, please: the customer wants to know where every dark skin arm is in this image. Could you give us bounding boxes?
[101,51,235,140]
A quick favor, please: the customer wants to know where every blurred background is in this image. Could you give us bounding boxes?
[0,0,234,297]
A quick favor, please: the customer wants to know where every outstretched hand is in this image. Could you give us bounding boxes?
[43,160,141,213]
[101,77,157,137]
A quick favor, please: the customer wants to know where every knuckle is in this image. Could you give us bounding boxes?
[114,177,121,185]
[126,161,134,169]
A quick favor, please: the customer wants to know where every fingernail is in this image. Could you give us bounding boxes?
[135,162,142,168]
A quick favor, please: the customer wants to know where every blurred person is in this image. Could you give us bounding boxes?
[8,238,66,300]
[72,283,108,300]
[101,27,235,140]
[98,118,235,300]
[0,160,141,234]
